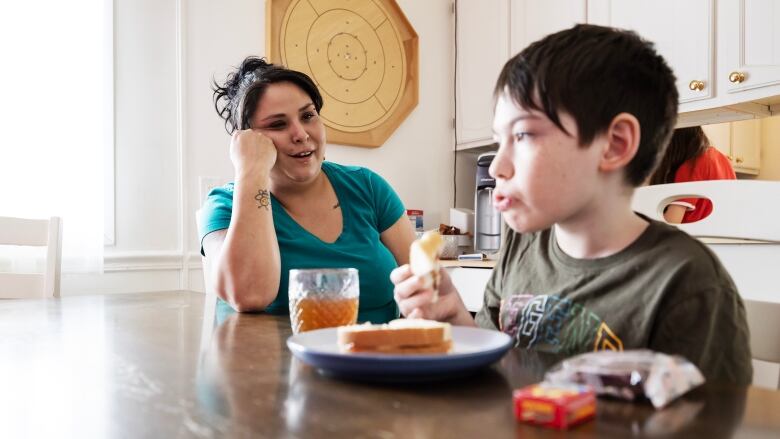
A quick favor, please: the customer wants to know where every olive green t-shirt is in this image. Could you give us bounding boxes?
[475,216,753,385]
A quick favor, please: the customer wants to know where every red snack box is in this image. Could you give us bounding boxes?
[513,382,596,430]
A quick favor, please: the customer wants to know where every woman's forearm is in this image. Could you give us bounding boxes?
[214,173,281,312]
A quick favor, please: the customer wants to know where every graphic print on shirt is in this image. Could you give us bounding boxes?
[499,294,623,355]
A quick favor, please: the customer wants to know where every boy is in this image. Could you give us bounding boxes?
[391,24,752,384]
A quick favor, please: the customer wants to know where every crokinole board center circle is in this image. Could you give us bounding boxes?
[327,32,367,81]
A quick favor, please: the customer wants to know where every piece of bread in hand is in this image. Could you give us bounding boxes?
[409,230,444,302]
[337,318,453,354]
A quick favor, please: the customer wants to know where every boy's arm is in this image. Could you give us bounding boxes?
[648,287,752,385]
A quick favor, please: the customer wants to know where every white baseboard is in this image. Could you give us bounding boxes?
[104,250,202,272]
[60,250,204,295]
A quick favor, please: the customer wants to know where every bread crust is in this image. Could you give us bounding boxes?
[341,339,452,354]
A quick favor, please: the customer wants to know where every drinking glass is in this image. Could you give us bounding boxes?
[288,268,359,333]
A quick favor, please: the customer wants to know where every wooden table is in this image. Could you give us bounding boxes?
[1,291,778,438]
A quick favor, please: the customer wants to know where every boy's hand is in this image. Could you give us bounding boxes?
[391,265,475,326]
[230,129,277,179]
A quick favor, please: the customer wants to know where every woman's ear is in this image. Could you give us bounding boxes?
[599,112,640,173]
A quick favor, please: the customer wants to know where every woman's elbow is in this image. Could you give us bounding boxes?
[213,275,277,313]
[230,297,269,313]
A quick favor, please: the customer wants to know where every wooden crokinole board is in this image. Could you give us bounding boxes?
[267,0,418,147]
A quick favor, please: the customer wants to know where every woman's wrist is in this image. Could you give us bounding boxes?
[235,168,271,186]
[233,170,274,214]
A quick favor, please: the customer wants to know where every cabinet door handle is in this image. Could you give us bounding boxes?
[729,71,746,83]
[688,80,705,91]
[728,155,734,161]
[736,157,744,164]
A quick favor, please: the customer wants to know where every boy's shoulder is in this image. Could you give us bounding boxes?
[504,216,731,282]
[636,217,730,277]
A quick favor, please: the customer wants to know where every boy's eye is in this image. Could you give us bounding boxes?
[513,132,529,142]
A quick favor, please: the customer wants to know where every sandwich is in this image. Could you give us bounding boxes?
[337,318,452,354]
[409,230,444,302]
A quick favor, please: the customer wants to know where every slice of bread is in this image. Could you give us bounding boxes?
[337,318,452,354]
[409,231,444,301]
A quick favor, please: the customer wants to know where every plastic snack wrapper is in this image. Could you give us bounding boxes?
[544,349,705,409]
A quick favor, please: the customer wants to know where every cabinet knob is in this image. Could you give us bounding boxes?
[729,71,746,83]
[736,157,744,164]
[728,155,734,161]
[688,80,705,91]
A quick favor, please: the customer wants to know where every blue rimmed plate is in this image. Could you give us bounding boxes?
[287,326,513,382]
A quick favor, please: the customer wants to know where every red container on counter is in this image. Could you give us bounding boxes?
[513,382,596,430]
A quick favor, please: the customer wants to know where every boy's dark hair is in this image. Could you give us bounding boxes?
[649,126,710,185]
[495,24,678,186]
[213,57,323,134]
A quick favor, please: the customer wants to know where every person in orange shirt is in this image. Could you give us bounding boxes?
[649,126,736,223]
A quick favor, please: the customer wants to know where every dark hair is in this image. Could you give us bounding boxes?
[494,24,679,186]
[212,57,324,134]
[648,126,709,185]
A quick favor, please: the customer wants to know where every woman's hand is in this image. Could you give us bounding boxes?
[230,129,277,178]
[391,265,475,326]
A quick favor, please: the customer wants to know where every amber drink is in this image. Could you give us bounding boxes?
[289,268,359,333]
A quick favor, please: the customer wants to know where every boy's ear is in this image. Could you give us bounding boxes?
[599,113,640,173]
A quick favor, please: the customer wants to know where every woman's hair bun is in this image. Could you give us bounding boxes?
[213,56,323,134]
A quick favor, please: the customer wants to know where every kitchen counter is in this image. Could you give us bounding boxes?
[441,259,496,268]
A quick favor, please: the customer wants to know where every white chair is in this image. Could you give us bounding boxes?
[196,210,218,355]
[0,216,62,299]
[741,299,780,389]
[633,180,780,388]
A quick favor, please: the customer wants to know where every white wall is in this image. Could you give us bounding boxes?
[63,0,454,295]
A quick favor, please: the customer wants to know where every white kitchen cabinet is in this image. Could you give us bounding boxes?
[454,0,510,149]
[588,0,780,122]
[718,0,780,105]
[509,0,586,57]
[455,0,585,150]
[702,119,762,174]
[455,0,780,149]
[588,0,715,106]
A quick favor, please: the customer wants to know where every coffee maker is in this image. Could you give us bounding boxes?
[474,152,501,254]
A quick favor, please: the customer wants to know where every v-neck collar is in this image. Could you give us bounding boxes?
[270,163,346,245]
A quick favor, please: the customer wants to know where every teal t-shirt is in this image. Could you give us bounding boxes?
[198,161,405,323]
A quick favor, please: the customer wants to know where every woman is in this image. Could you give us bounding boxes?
[649,126,736,224]
[199,57,415,323]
